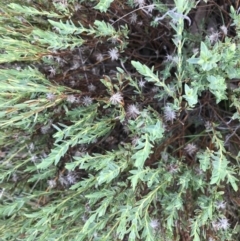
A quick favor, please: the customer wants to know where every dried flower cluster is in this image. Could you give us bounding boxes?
[1,1,240,241]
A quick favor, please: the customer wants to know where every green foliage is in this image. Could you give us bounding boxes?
[7,3,63,18]
[131,61,175,97]
[1,0,240,241]
[94,0,114,13]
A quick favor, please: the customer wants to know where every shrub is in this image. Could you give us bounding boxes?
[0,0,240,240]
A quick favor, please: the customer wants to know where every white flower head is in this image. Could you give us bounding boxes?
[134,0,145,8]
[122,125,130,134]
[46,93,56,101]
[66,95,76,103]
[41,124,51,134]
[75,146,87,157]
[12,173,18,182]
[88,83,96,92]
[195,167,203,175]
[138,79,146,88]
[91,66,99,74]
[146,4,155,13]
[81,214,88,222]
[111,36,119,44]
[31,155,38,163]
[211,220,220,231]
[161,152,168,162]
[108,48,119,61]
[215,201,226,210]
[48,66,56,76]
[74,3,82,11]
[131,136,140,146]
[217,217,230,230]
[184,143,198,156]
[129,13,137,24]
[168,164,179,174]
[165,54,174,62]
[127,104,140,119]
[164,105,176,123]
[82,96,93,106]
[150,219,160,230]
[207,31,221,44]
[220,25,228,35]
[193,48,199,54]
[54,56,62,63]
[71,60,80,70]
[152,86,159,93]
[205,121,212,130]
[110,92,123,105]
[58,174,69,187]
[96,53,104,62]
[172,56,179,64]
[48,179,57,189]
[66,171,77,185]
[28,142,35,151]
[70,80,76,87]
[165,54,178,64]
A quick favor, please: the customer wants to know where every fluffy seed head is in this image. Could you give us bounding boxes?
[129,13,137,24]
[168,164,179,174]
[127,104,140,119]
[48,66,56,76]
[165,54,174,62]
[220,25,228,35]
[218,217,230,230]
[88,83,96,92]
[208,31,221,44]
[215,201,226,210]
[66,95,76,103]
[205,121,212,130]
[146,4,155,13]
[138,79,145,88]
[46,93,56,101]
[131,136,140,146]
[164,105,176,123]
[41,125,51,134]
[110,92,123,105]
[12,173,18,182]
[151,86,159,93]
[150,219,160,229]
[134,0,145,8]
[108,48,119,61]
[48,179,57,189]
[74,3,82,11]
[211,220,220,231]
[82,96,93,106]
[184,143,198,156]
[66,172,77,185]
[96,53,103,62]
